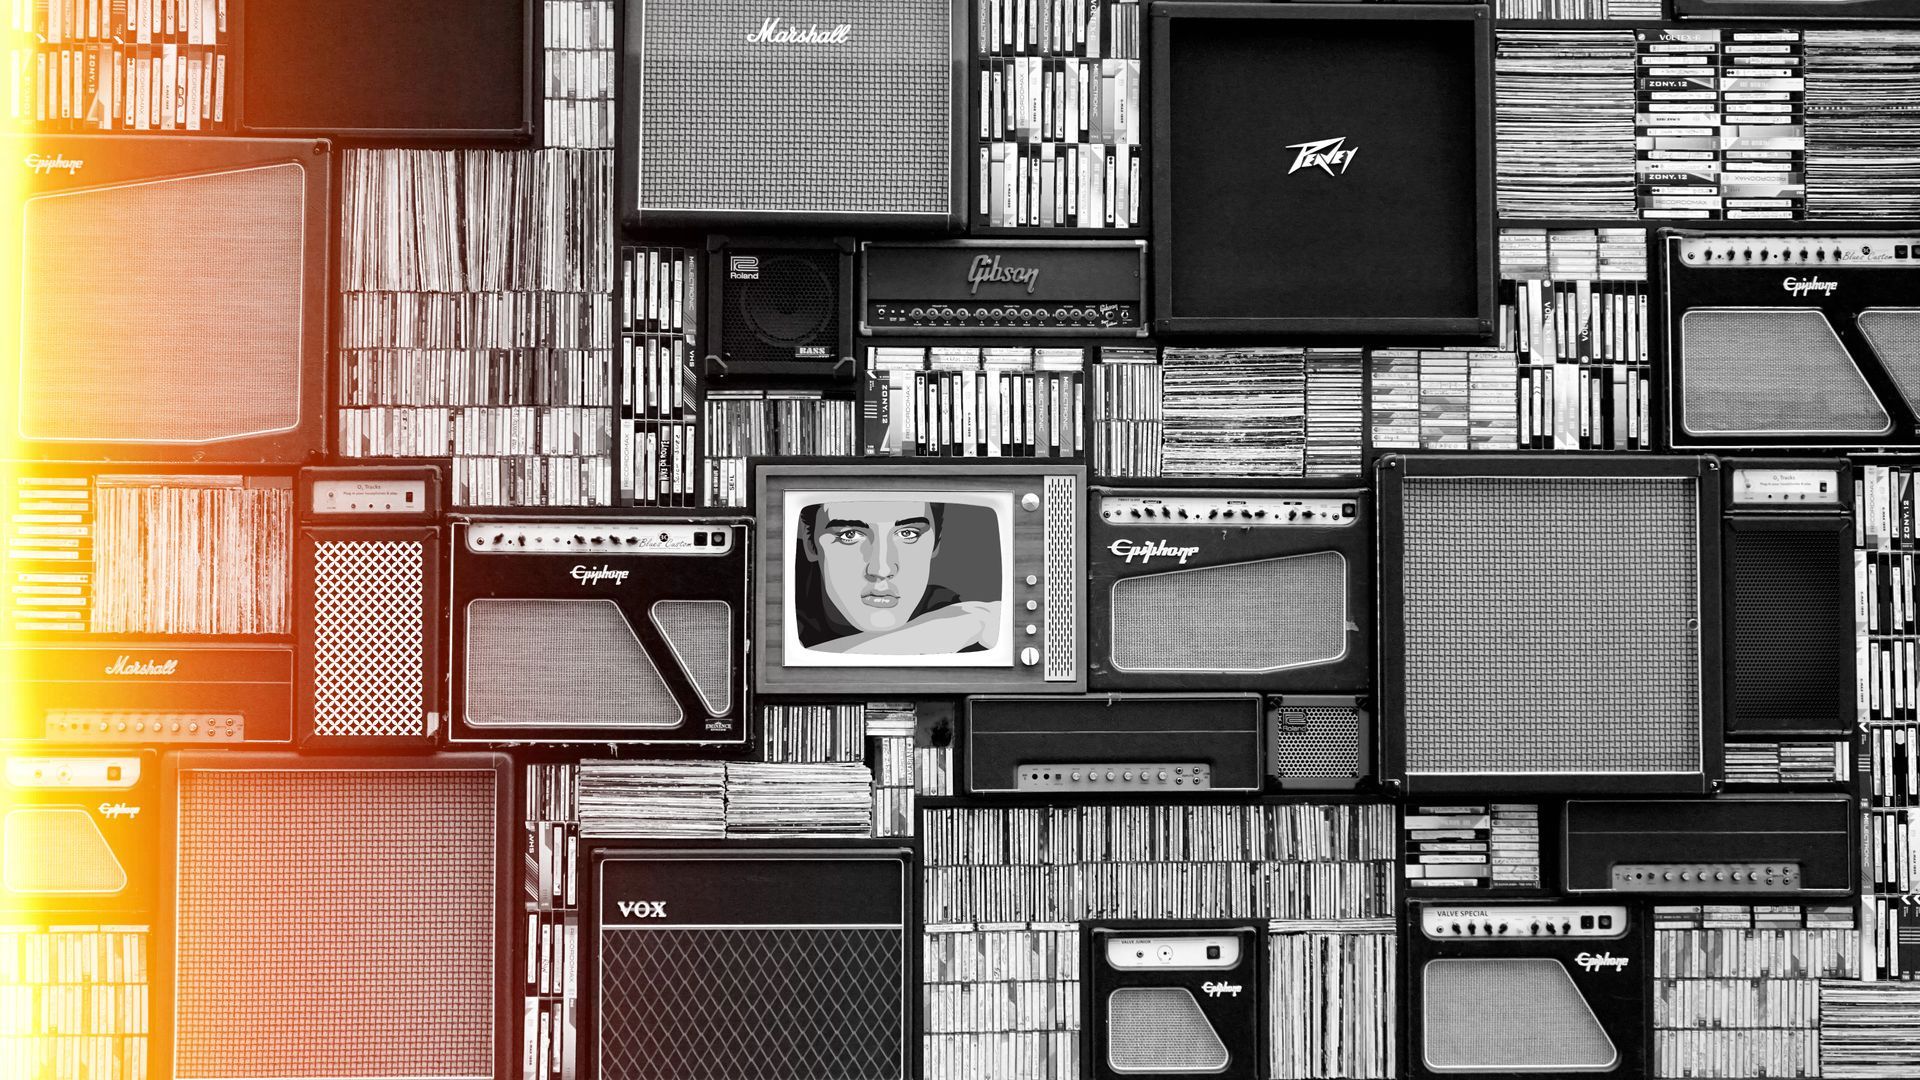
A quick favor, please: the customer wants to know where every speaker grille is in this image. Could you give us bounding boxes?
[722,250,839,363]
[2,809,125,895]
[634,0,952,218]
[1270,705,1361,779]
[464,599,682,729]
[1679,308,1890,437]
[1422,958,1617,1072]
[1727,524,1853,733]
[599,927,903,1080]
[1858,307,1920,412]
[1399,475,1702,777]
[1107,987,1229,1074]
[650,600,733,716]
[21,163,306,446]
[172,765,497,1080]
[311,538,428,738]
[1111,553,1347,674]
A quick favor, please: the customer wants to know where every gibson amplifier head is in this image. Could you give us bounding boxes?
[1089,488,1370,694]
[964,693,1264,796]
[1378,455,1721,795]
[1662,230,1920,449]
[1087,924,1263,1080]
[707,236,856,381]
[9,135,328,462]
[620,0,964,229]
[449,517,750,747]
[588,845,911,1080]
[860,241,1149,336]
[754,462,1086,695]
[2,751,155,917]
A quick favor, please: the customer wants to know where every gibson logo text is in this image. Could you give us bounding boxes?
[747,17,851,44]
[617,901,668,918]
[25,153,82,176]
[1575,952,1630,972]
[1202,981,1242,997]
[571,565,630,586]
[1109,539,1200,565]
[104,656,177,676]
[968,254,1040,295]
[1784,276,1838,298]
[1285,137,1358,177]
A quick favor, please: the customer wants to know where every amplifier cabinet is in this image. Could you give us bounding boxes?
[449,517,750,747]
[707,235,856,382]
[965,693,1265,796]
[1089,487,1370,693]
[1661,229,1920,449]
[587,845,912,1080]
[1408,900,1647,1079]
[1,750,155,917]
[860,240,1149,336]
[1086,923,1264,1080]
[1563,795,1856,897]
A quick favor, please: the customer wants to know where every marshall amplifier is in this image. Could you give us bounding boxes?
[859,240,1148,336]
[587,845,911,1080]
[449,517,750,747]
[1087,923,1264,1080]
[1661,229,1920,449]
[707,236,856,381]
[1563,795,1856,897]
[964,693,1264,795]
[297,466,443,748]
[1089,488,1370,693]
[621,0,965,229]
[2,751,155,917]
[1409,901,1645,1079]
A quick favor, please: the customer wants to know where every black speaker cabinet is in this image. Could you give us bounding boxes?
[706,236,856,382]
[1087,923,1264,1080]
[1149,3,1495,338]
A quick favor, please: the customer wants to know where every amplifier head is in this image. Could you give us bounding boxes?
[707,236,856,382]
[1087,923,1263,1080]
[1563,795,1856,897]
[859,240,1150,337]
[965,693,1265,796]
[2,751,155,917]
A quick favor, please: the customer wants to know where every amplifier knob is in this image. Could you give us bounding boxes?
[910,308,925,318]
[1529,922,1540,935]
[1451,923,1462,935]
[1123,771,1134,782]
[1498,923,1509,934]
[1158,770,1168,781]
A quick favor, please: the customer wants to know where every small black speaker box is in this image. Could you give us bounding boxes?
[1087,923,1263,1080]
[706,236,856,382]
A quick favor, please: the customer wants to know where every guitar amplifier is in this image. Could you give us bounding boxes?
[297,466,443,748]
[1563,795,1856,897]
[1087,924,1264,1080]
[2,751,155,917]
[964,694,1265,795]
[707,235,856,381]
[859,241,1148,336]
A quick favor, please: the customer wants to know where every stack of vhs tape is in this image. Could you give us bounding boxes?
[1635,28,1806,221]
[1402,804,1541,890]
[1726,742,1851,784]
[542,0,613,149]
[1495,30,1638,219]
[1496,0,1658,18]
[619,246,698,506]
[523,763,580,1080]
[1090,346,1161,477]
[863,347,1085,459]
[1805,31,1920,220]
[13,0,230,131]
[868,702,919,838]
[701,391,858,507]
[759,703,868,764]
[0,922,150,1080]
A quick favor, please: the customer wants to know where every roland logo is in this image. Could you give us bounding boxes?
[1108,539,1201,565]
[747,17,851,44]
[1202,981,1242,998]
[1285,137,1358,177]
[728,255,760,280]
[1575,952,1630,973]
[25,152,82,176]
[617,900,668,918]
[968,254,1040,295]
[98,802,139,821]
[104,655,178,677]
[1784,276,1838,298]
[571,564,630,586]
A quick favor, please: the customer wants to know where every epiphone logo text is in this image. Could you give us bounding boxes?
[968,254,1040,295]
[26,153,82,176]
[1202,981,1242,998]
[1575,952,1630,973]
[747,17,852,44]
[1285,137,1358,177]
[616,901,668,918]
[98,803,140,820]
[571,565,630,585]
[1108,539,1200,565]
[1784,276,1838,298]
[104,656,177,676]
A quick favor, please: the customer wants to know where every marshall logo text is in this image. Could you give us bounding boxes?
[968,254,1040,295]
[747,17,852,44]
[1285,137,1358,177]
[1108,539,1201,565]
[104,656,178,676]
[571,565,630,586]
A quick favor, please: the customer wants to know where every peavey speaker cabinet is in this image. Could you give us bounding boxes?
[621,0,965,229]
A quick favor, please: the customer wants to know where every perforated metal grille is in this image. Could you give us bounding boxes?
[635,0,951,217]
[1422,959,1617,1072]
[21,164,305,444]
[1398,475,1702,777]
[1270,706,1360,779]
[1680,308,1890,437]
[172,766,496,1080]
[311,539,426,737]
[1107,987,1229,1074]
[650,599,734,716]
[1112,553,1347,674]
[1728,527,1853,731]
[1859,308,1920,414]
[598,928,903,1080]
[465,599,682,729]
[3,809,125,894]
[723,252,838,363]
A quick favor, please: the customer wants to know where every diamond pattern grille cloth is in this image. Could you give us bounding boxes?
[312,539,426,736]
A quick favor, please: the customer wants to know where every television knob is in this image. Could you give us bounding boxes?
[1020,647,1040,667]
[1021,492,1041,512]
[1025,574,1038,587]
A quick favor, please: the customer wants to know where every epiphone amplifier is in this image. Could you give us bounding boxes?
[859,240,1148,336]
[707,236,855,380]
[964,693,1263,795]
[9,135,328,462]
[1661,229,1920,449]
[1089,488,1370,693]
[163,752,513,1080]
[621,0,964,228]
[1379,455,1721,795]
[449,517,750,747]
[2,751,155,917]
[297,466,443,748]
[588,846,911,1080]
[1087,924,1263,1080]
[1409,901,1645,1079]
[1563,796,1856,897]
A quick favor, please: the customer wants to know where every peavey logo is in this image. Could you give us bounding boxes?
[1202,981,1242,998]
[617,901,668,918]
[1575,952,1630,973]
[1285,137,1358,177]
[104,656,177,677]
[98,802,139,821]
[1108,539,1200,565]
[968,254,1040,295]
[26,152,82,176]
[571,564,630,586]
[1784,276,1838,298]
[747,17,852,44]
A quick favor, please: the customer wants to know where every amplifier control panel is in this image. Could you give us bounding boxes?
[1611,862,1801,891]
[1017,763,1212,792]
[466,523,734,553]
[1675,234,1920,266]
[867,301,1140,331]
[1420,904,1630,939]
[1099,493,1358,526]
[44,712,244,743]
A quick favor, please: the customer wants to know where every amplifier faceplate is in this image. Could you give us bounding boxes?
[861,240,1148,336]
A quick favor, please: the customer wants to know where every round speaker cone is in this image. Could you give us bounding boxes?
[739,255,834,347]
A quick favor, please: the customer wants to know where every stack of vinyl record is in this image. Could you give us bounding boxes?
[1160,348,1306,477]
[577,761,727,839]
[1806,31,1920,219]
[1267,923,1397,1080]
[1495,30,1638,218]
[1304,350,1364,477]
[723,763,875,837]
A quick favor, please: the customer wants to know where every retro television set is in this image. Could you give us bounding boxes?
[753,462,1086,695]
